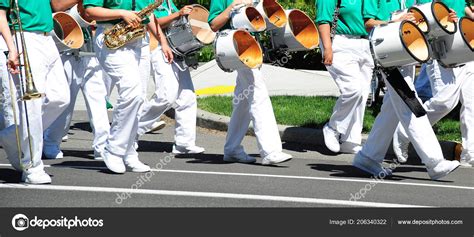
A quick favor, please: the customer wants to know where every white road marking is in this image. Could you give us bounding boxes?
[0,183,430,208]
[1,163,472,191]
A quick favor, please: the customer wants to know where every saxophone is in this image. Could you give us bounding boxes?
[104,0,163,49]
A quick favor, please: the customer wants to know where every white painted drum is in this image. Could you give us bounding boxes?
[370,21,430,68]
[69,4,95,28]
[271,9,318,51]
[408,2,457,39]
[51,12,84,53]
[231,5,266,32]
[254,0,287,30]
[436,17,474,67]
[214,29,263,72]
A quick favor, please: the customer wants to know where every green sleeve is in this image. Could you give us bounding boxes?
[83,0,104,8]
[363,0,379,20]
[416,0,432,4]
[208,0,227,23]
[315,0,336,25]
[0,0,9,10]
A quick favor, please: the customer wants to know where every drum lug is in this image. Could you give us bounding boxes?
[379,54,389,60]
[372,38,384,46]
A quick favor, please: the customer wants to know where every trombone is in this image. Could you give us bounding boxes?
[4,0,43,170]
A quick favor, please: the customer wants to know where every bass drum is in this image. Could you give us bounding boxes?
[437,17,474,67]
[51,12,84,53]
[271,9,319,51]
[214,29,263,72]
[370,21,431,68]
[165,4,216,57]
[408,1,456,39]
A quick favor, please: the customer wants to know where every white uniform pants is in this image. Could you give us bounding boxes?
[95,26,144,156]
[325,35,374,145]
[455,62,474,159]
[224,68,282,158]
[0,32,69,171]
[360,66,444,168]
[43,54,110,154]
[140,47,198,147]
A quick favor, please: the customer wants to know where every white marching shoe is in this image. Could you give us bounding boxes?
[460,151,473,167]
[392,128,409,163]
[323,124,340,153]
[427,160,460,180]
[147,121,166,133]
[262,152,292,165]
[102,150,126,174]
[22,169,51,184]
[352,152,393,177]
[124,156,151,173]
[340,142,362,154]
[172,144,205,154]
[223,152,256,164]
[43,145,64,159]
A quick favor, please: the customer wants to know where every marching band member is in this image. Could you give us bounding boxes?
[392,0,473,167]
[208,0,292,165]
[84,0,173,173]
[0,0,70,184]
[316,0,374,154]
[43,0,111,160]
[135,0,205,154]
[353,0,460,180]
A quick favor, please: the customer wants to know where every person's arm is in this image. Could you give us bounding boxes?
[317,24,333,66]
[448,8,458,22]
[465,6,474,19]
[209,0,251,32]
[50,0,78,12]
[148,15,173,63]
[364,13,415,31]
[0,9,19,74]
[156,5,193,28]
[85,7,142,28]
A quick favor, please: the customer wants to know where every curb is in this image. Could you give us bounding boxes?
[196,109,462,161]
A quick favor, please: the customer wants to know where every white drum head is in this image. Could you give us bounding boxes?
[188,5,216,45]
[287,10,319,49]
[233,30,263,69]
[401,21,430,63]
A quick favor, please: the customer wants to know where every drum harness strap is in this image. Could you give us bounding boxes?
[330,0,342,41]
[375,1,427,118]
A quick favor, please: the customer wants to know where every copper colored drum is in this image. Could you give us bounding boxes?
[271,9,319,51]
[51,12,84,52]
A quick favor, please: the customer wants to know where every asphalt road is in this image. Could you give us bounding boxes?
[0,111,473,207]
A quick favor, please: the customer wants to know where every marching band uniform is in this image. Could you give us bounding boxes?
[208,0,292,165]
[0,0,70,183]
[43,23,110,160]
[135,0,205,154]
[354,0,459,180]
[392,0,473,167]
[84,0,156,173]
[316,0,374,154]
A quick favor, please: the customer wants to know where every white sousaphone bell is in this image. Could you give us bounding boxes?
[370,20,431,68]
[254,0,287,30]
[51,11,85,53]
[214,29,263,72]
[230,3,267,32]
[271,9,319,51]
[434,17,474,67]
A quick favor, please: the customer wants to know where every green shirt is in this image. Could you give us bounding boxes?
[0,0,53,32]
[154,0,179,18]
[364,0,416,21]
[416,0,468,18]
[83,0,154,25]
[315,0,368,36]
[208,0,233,29]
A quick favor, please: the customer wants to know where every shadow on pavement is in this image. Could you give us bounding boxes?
[0,168,21,183]
[283,142,338,156]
